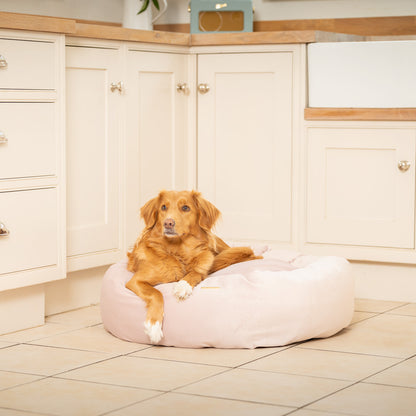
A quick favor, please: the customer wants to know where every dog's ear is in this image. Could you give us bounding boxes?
[140,195,160,229]
[192,191,220,231]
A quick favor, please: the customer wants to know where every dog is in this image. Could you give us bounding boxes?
[126,190,263,343]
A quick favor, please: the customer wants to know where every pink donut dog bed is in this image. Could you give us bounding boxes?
[100,250,354,349]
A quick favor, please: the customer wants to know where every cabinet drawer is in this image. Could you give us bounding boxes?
[0,103,56,179]
[0,188,58,275]
[0,38,56,90]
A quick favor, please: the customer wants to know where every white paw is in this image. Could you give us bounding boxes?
[252,245,270,257]
[173,280,193,301]
[144,320,163,344]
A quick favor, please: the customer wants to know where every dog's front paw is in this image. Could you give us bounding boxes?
[252,245,270,257]
[173,280,193,301]
[144,320,163,344]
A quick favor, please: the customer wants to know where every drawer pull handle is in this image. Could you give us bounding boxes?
[0,222,10,237]
[398,160,411,172]
[0,131,7,144]
[0,54,7,68]
[110,81,124,94]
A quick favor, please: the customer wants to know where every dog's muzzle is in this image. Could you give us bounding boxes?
[163,218,177,236]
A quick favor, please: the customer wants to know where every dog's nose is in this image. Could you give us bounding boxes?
[164,218,175,229]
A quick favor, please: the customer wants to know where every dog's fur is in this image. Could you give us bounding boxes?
[126,190,262,343]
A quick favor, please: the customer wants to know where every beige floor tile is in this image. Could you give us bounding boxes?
[365,356,416,388]
[130,345,284,367]
[350,311,376,325]
[0,377,158,416]
[106,392,292,416]
[46,305,102,327]
[290,410,351,416]
[242,347,400,381]
[29,325,149,355]
[386,303,416,317]
[0,409,47,416]
[0,370,42,389]
[177,368,350,407]
[0,344,112,376]
[60,355,227,391]
[301,314,416,358]
[309,382,416,416]
[354,298,406,313]
[0,340,16,349]
[0,322,77,343]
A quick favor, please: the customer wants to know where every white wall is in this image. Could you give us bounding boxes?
[1,0,416,25]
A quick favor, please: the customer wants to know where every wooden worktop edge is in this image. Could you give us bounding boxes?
[305,108,416,121]
[73,22,190,45]
[0,11,76,34]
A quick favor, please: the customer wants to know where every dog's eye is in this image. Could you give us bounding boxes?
[161,205,167,211]
[182,205,190,212]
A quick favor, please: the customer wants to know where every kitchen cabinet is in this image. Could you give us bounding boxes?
[0,29,65,292]
[66,40,191,264]
[304,123,416,263]
[65,40,124,271]
[197,47,302,246]
[125,46,191,247]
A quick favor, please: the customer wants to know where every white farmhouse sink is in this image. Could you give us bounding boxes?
[308,41,416,108]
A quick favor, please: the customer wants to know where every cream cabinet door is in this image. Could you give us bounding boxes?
[306,127,415,249]
[197,52,293,243]
[125,50,190,247]
[66,44,123,271]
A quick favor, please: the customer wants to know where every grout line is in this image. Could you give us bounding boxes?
[171,390,296,411]
[97,391,168,416]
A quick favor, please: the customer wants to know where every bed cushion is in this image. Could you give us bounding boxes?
[100,250,354,348]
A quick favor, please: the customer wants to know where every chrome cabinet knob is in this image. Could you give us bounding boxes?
[0,131,7,144]
[0,54,7,68]
[176,83,189,94]
[398,160,411,172]
[0,222,10,237]
[110,81,124,94]
[198,83,210,94]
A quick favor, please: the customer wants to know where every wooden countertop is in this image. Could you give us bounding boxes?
[305,108,416,121]
[2,11,415,121]
[0,11,360,46]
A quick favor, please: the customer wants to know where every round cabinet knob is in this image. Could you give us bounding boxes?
[198,83,210,94]
[398,160,411,172]
[110,81,124,94]
[0,222,10,236]
[0,131,7,144]
[176,83,189,94]
[0,54,7,68]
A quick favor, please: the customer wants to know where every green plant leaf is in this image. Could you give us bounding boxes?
[152,0,160,11]
[137,0,150,15]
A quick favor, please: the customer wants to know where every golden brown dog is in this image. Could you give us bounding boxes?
[126,190,262,343]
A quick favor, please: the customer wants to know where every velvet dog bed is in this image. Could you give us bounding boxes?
[100,249,354,348]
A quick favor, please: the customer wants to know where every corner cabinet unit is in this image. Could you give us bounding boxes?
[197,45,304,247]
[303,121,416,263]
[65,39,192,267]
[0,30,66,291]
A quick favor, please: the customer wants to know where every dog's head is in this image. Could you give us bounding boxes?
[140,190,220,239]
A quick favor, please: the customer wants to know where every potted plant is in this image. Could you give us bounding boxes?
[123,0,168,30]
[137,0,160,15]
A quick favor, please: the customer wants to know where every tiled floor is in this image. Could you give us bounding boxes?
[0,299,415,416]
